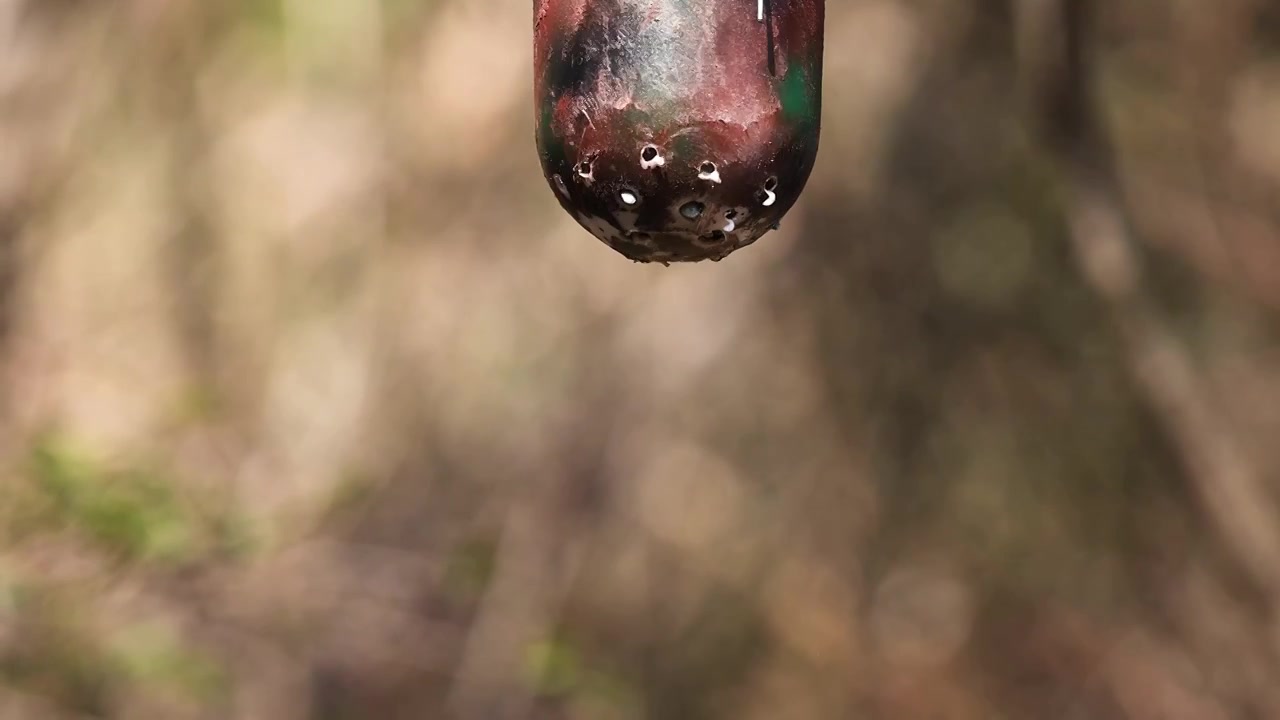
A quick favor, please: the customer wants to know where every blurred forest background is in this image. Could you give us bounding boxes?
[1,0,1280,718]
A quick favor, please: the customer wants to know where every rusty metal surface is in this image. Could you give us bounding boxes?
[534,0,824,263]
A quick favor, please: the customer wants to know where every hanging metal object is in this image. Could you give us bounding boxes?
[534,0,825,263]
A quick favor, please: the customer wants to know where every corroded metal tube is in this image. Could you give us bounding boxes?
[534,0,824,263]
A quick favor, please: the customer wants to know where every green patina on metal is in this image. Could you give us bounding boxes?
[537,103,566,165]
[670,132,699,161]
[779,63,817,125]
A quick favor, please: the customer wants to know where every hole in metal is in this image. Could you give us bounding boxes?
[640,145,665,169]
[680,201,706,219]
[698,161,722,184]
[758,178,778,207]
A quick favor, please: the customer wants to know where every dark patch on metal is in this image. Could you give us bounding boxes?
[764,0,777,77]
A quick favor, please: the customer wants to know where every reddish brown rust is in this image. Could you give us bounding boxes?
[535,0,824,263]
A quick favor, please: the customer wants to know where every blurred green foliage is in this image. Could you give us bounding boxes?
[29,435,193,564]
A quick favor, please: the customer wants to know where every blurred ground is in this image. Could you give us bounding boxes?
[0,0,1279,718]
